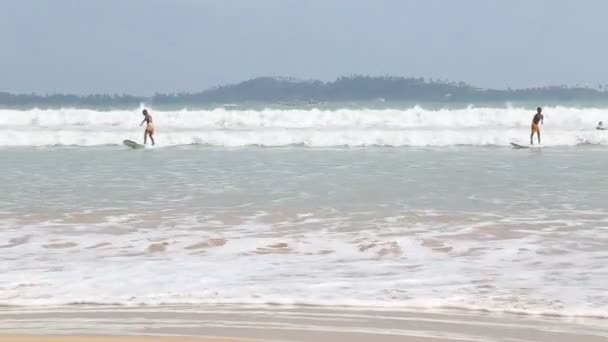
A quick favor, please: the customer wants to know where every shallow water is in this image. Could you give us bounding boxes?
[1,146,607,318]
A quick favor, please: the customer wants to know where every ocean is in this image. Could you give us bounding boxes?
[1,105,607,147]
[1,105,607,323]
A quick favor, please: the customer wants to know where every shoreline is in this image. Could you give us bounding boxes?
[1,305,606,342]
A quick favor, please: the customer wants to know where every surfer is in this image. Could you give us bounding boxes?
[530,107,544,145]
[140,109,155,146]
[597,121,605,130]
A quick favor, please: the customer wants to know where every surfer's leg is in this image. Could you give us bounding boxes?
[150,132,155,146]
[530,131,534,145]
[537,131,541,144]
[143,131,148,145]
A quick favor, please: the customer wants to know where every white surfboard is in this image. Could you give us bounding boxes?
[123,139,145,149]
[511,142,542,149]
[510,142,529,149]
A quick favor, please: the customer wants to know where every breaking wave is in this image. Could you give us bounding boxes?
[1,106,607,147]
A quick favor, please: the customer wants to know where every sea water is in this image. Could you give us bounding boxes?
[0,105,607,147]
[0,106,607,319]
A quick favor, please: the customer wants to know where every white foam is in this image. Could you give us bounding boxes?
[2,138,608,319]
[1,209,607,318]
[1,106,607,146]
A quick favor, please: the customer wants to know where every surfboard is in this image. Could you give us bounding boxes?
[511,142,542,149]
[510,142,529,149]
[123,139,145,149]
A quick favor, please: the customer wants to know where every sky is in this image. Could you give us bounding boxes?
[1,0,607,95]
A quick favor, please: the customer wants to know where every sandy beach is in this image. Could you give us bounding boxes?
[1,305,607,342]
[0,337,235,342]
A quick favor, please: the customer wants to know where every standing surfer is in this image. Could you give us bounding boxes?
[140,109,155,146]
[530,107,544,145]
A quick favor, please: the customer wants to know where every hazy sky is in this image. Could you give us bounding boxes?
[1,0,607,95]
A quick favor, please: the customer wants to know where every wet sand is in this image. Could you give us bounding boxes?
[0,305,606,342]
[0,337,235,342]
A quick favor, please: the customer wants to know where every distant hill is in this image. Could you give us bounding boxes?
[2,75,608,109]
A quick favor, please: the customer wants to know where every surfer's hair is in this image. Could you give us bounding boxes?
[537,107,542,112]
[142,109,148,115]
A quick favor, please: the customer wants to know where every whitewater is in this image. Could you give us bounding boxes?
[2,104,608,326]
[1,106,607,147]
[2,146,608,320]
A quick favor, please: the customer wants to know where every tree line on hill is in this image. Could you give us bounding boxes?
[2,75,608,109]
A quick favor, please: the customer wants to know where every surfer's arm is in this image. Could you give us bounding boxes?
[139,119,146,126]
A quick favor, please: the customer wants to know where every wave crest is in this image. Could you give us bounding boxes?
[1,106,606,147]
